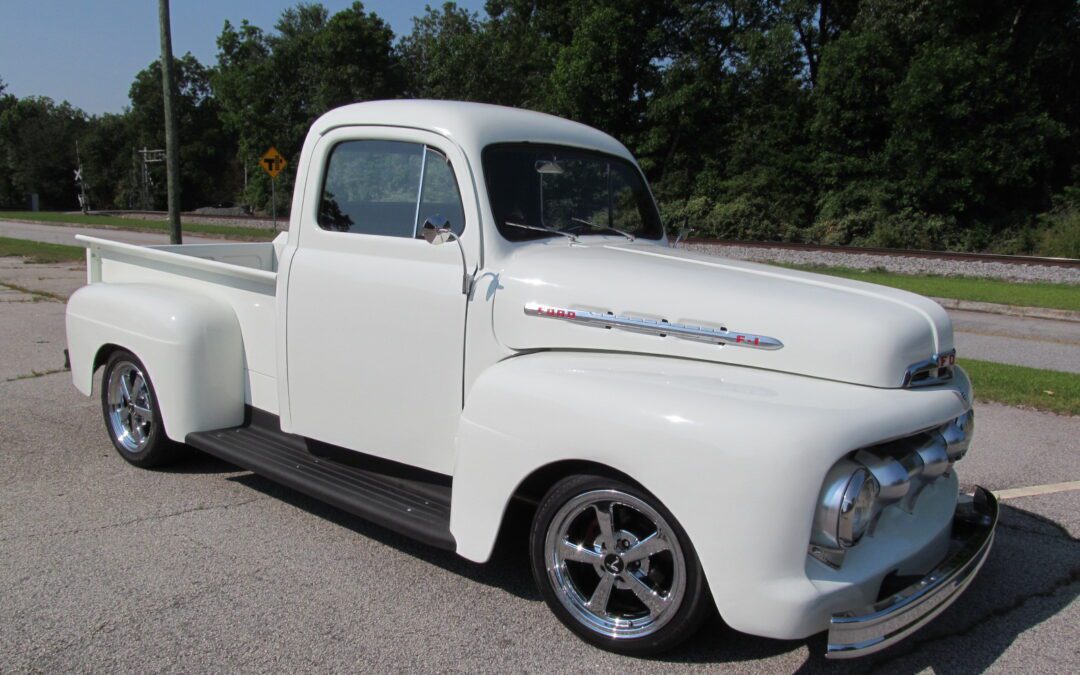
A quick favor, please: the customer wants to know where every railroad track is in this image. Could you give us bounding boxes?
[97,209,271,223]
[685,238,1080,268]
[68,211,1080,268]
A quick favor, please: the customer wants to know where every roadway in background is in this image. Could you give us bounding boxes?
[0,258,1076,672]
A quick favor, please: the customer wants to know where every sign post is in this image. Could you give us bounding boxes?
[260,147,287,231]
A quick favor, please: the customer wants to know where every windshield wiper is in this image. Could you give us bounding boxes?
[504,221,579,242]
[570,217,635,241]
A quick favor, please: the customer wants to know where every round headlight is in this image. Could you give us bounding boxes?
[811,462,881,551]
[838,469,879,548]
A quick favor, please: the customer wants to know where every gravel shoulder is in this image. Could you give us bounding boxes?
[686,242,1080,285]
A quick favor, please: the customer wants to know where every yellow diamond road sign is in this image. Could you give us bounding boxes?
[260,147,286,178]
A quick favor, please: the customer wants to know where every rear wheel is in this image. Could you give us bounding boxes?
[101,350,183,468]
[530,474,711,655]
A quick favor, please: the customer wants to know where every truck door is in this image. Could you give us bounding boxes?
[284,127,474,475]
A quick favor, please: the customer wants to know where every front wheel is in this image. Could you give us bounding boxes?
[529,474,711,655]
[100,350,183,468]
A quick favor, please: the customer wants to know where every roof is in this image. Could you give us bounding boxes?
[309,100,634,162]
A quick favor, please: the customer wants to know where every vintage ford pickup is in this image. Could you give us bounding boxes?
[65,100,996,658]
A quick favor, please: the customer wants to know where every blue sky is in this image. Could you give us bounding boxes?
[0,0,488,115]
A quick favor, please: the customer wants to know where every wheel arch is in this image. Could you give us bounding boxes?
[66,283,246,442]
[511,459,643,505]
[92,342,123,375]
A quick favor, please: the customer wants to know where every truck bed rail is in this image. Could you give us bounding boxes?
[76,234,278,285]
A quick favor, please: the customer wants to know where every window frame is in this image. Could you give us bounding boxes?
[316,139,467,239]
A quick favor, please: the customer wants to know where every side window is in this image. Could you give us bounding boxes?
[418,149,465,235]
[319,140,465,238]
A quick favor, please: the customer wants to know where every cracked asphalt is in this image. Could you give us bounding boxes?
[1,258,1077,673]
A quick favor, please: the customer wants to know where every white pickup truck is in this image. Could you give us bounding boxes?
[65,100,996,658]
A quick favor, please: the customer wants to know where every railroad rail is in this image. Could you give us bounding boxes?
[684,238,1080,269]
[98,209,268,221]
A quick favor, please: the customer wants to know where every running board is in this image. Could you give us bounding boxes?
[185,409,455,550]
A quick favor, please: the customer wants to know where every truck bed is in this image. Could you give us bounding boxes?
[79,233,284,283]
[77,233,283,413]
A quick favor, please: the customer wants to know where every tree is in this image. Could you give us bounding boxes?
[79,113,139,209]
[782,0,860,87]
[0,96,87,209]
[213,2,400,213]
[811,0,1079,249]
[543,2,673,146]
[400,3,499,101]
[129,54,238,210]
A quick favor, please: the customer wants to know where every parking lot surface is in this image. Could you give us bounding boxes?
[1,258,1077,673]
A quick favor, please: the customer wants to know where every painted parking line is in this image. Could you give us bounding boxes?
[995,480,1080,501]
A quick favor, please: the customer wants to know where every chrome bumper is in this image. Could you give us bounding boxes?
[826,486,998,659]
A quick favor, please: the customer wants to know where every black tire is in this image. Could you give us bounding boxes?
[100,350,184,468]
[529,474,711,656]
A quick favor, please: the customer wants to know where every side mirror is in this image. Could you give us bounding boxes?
[421,214,455,245]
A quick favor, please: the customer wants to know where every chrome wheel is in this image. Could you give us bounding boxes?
[544,489,687,639]
[106,361,154,453]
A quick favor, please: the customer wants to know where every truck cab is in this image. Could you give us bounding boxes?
[65,100,995,658]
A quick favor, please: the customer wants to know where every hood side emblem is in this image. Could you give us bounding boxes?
[524,303,783,350]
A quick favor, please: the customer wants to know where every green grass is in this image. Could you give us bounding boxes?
[0,211,276,241]
[962,359,1080,416]
[0,236,86,264]
[788,264,1080,312]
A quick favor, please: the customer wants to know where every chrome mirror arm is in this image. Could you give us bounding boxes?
[421,215,474,296]
[449,232,473,295]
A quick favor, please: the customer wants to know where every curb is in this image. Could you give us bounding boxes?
[932,297,1080,323]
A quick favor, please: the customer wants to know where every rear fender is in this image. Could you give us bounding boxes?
[65,283,245,441]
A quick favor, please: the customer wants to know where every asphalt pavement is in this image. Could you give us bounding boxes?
[1,257,1078,672]
[951,309,1080,374]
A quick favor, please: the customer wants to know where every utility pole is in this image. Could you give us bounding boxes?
[158,0,182,244]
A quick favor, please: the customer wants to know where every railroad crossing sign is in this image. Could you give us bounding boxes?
[260,147,287,178]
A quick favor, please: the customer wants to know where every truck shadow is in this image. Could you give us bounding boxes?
[681,503,1077,672]
[226,471,543,601]
[224,466,1078,668]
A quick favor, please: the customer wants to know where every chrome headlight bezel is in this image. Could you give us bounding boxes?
[811,461,881,552]
[838,469,879,548]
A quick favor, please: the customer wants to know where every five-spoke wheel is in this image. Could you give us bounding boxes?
[106,360,154,453]
[100,350,182,467]
[531,475,711,655]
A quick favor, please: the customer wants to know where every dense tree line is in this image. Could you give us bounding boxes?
[1,0,1077,254]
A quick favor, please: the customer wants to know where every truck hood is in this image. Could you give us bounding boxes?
[491,240,953,388]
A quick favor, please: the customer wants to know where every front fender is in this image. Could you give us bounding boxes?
[450,351,969,638]
[65,283,245,441]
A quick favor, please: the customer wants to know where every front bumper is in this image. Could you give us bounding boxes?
[825,486,998,659]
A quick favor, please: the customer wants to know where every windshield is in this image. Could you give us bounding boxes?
[483,143,664,242]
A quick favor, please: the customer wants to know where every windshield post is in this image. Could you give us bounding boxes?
[606,163,613,228]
